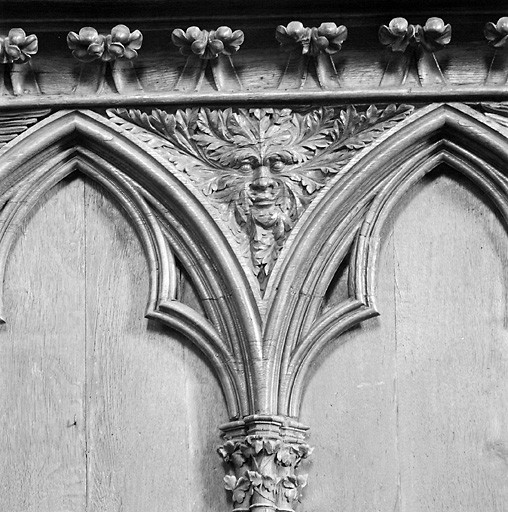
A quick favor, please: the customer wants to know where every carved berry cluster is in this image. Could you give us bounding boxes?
[67,24,143,62]
[379,17,452,52]
[276,21,348,56]
[0,28,38,64]
[171,26,244,59]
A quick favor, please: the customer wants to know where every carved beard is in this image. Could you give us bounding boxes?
[235,180,298,292]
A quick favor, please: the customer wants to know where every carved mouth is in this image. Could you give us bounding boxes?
[252,198,275,207]
[249,191,279,207]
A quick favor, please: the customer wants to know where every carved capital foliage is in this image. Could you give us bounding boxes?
[219,416,311,512]
[106,104,414,291]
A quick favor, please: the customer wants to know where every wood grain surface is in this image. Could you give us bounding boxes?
[301,166,508,511]
[0,174,228,511]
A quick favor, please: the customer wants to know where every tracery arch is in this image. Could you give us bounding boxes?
[269,103,508,417]
[0,109,263,419]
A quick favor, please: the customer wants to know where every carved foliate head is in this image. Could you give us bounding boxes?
[108,104,414,292]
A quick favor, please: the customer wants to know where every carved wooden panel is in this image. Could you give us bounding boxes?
[0,174,228,511]
[0,46,507,506]
[301,167,508,510]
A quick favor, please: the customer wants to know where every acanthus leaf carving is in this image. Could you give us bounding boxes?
[106,104,414,292]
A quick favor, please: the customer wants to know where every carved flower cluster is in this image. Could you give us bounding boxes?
[379,17,451,52]
[172,26,244,59]
[67,25,143,62]
[484,17,508,48]
[218,436,313,506]
[276,21,348,56]
[0,28,38,64]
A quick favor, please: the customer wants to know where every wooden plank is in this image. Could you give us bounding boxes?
[301,168,508,510]
[300,226,400,512]
[0,176,87,512]
[393,169,508,510]
[83,176,228,511]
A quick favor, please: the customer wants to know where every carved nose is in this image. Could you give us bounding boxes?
[251,166,275,191]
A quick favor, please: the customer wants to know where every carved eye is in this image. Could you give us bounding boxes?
[270,159,285,173]
[240,162,253,173]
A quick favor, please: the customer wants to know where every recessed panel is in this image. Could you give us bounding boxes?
[301,168,508,511]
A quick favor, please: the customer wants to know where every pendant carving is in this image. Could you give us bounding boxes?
[107,104,413,291]
[219,416,311,512]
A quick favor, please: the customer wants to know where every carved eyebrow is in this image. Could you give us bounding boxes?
[240,156,259,164]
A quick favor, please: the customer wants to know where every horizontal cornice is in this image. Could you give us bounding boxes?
[0,87,507,110]
[0,13,506,107]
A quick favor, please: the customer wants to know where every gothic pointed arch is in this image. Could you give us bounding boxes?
[264,102,508,417]
[0,109,264,419]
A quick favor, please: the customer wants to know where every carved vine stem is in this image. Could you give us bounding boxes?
[219,416,311,512]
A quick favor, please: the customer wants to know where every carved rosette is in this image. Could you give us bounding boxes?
[219,416,311,512]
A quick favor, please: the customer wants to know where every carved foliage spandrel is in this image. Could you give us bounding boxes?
[107,104,413,291]
[218,436,312,511]
[0,109,51,146]
[478,102,508,127]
